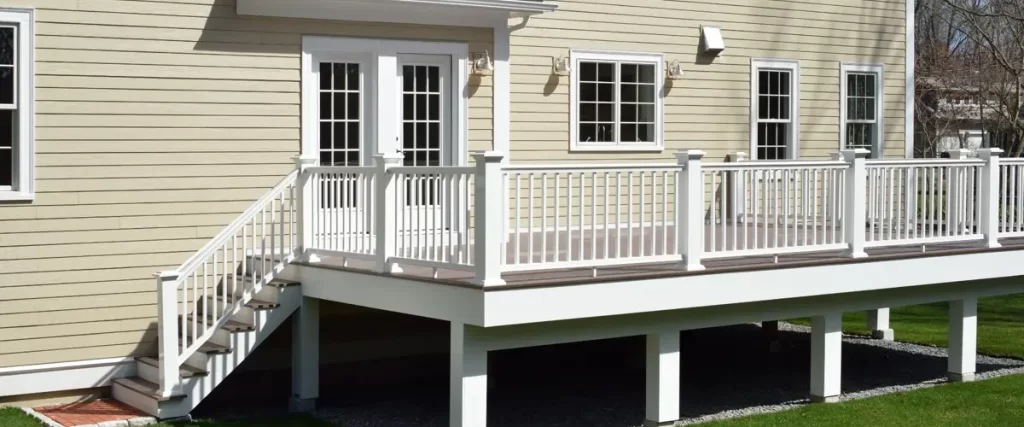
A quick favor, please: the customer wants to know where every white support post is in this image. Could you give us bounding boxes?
[155,271,180,398]
[450,323,488,427]
[841,149,870,258]
[645,331,680,427]
[948,297,978,383]
[472,151,506,286]
[978,148,1003,249]
[866,308,894,341]
[676,150,706,271]
[810,312,842,403]
[290,296,320,412]
[293,156,319,261]
[374,153,405,273]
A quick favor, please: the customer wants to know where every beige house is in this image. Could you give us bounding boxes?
[13,2,1022,427]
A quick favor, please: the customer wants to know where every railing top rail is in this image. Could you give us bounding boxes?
[1000,158,1024,165]
[866,159,984,167]
[704,160,847,170]
[173,170,298,279]
[307,166,377,174]
[504,163,678,172]
[388,166,477,174]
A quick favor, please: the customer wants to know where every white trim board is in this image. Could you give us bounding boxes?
[749,58,801,159]
[905,0,915,159]
[238,0,555,28]
[0,357,136,398]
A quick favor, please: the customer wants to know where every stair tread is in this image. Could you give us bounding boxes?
[174,340,232,354]
[183,316,255,333]
[224,274,300,287]
[113,377,184,402]
[199,294,279,310]
[138,357,208,378]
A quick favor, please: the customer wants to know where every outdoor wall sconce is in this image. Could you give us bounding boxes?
[552,56,572,76]
[472,51,494,76]
[667,61,685,80]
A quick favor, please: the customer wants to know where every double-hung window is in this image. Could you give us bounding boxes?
[0,9,32,201]
[570,50,664,151]
[841,63,884,158]
[750,59,799,160]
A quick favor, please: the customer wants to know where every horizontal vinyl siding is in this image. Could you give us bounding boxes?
[0,0,492,367]
[509,0,908,162]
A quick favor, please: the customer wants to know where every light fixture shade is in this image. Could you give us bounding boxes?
[700,25,725,55]
[552,56,571,76]
[472,51,494,76]
[667,61,685,80]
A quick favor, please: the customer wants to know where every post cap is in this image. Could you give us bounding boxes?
[839,148,871,160]
[977,148,1004,159]
[292,155,319,165]
[373,152,405,164]
[944,148,972,160]
[674,150,706,161]
[154,270,180,280]
[471,151,505,162]
[729,152,748,162]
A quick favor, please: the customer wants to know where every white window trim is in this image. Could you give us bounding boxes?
[749,58,800,160]
[0,8,33,202]
[569,49,664,152]
[840,63,885,159]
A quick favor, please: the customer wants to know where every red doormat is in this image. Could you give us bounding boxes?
[33,399,153,426]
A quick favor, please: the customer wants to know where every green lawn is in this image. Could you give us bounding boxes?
[0,408,45,427]
[789,293,1024,359]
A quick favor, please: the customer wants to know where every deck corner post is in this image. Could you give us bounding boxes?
[450,323,488,427]
[676,150,706,271]
[293,155,319,260]
[290,296,320,412]
[948,297,978,382]
[155,270,180,398]
[645,331,681,426]
[810,311,843,402]
[374,153,405,273]
[840,149,870,258]
[472,151,507,286]
[978,148,1003,249]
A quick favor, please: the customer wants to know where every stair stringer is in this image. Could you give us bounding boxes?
[153,284,302,419]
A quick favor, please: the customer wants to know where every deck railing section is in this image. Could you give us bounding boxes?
[1000,158,1024,238]
[702,160,849,258]
[388,165,476,274]
[154,169,298,398]
[308,166,377,261]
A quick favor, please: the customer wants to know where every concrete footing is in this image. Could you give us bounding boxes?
[810,395,840,403]
[871,328,895,341]
[947,372,976,383]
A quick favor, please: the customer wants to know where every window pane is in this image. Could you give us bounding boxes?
[580,83,597,102]
[864,98,875,120]
[779,71,790,95]
[866,74,876,97]
[758,71,770,95]
[621,84,637,103]
[319,62,332,90]
[347,122,359,149]
[579,123,596,142]
[596,123,614,142]
[334,122,346,151]
[320,93,331,120]
[621,124,636,142]
[580,103,596,122]
[597,63,615,82]
[415,66,427,92]
[428,94,440,121]
[597,103,613,122]
[779,96,790,120]
[0,148,10,186]
[347,64,359,90]
[319,150,332,166]
[403,94,414,120]
[403,123,415,149]
[621,63,638,83]
[580,62,597,82]
[620,104,636,122]
[333,92,345,119]
[638,64,655,83]
[403,66,414,91]
[416,93,427,120]
[319,122,331,149]
[347,93,359,120]
[597,83,614,102]
[638,85,654,103]
[0,110,11,148]
[428,66,439,92]
[637,104,654,123]
[637,124,654,142]
[333,63,347,91]
[758,96,769,120]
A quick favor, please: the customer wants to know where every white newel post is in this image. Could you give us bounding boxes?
[293,155,318,261]
[374,153,405,273]
[841,149,870,258]
[155,271,180,397]
[978,148,1003,248]
[676,150,706,271]
[472,152,506,286]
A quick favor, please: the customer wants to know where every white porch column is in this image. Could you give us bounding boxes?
[645,331,680,426]
[676,150,706,271]
[810,312,842,403]
[978,148,1003,249]
[450,323,488,427]
[290,296,320,412]
[840,149,869,258]
[948,297,978,383]
[492,23,510,161]
[866,308,894,341]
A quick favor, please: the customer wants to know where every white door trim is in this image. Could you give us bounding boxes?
[302,36,469,166]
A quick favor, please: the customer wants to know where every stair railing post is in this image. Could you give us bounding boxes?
[978,148,1003,248]
[676,150,706,271]
[155,270,180,398]
[472,151,506,286]
[841,148,870,258]
[293,156,318,261]
[374,153,405,273]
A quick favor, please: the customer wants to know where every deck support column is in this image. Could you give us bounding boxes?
[810,312,842,403]
[290,296,320,412]
[451,323,488,427]
[948,297,977,383]
[866,308,894,341]
[645,331,680,426]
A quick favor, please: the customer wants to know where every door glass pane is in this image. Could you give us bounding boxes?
[318,62,361,208]
[402,64,444,206]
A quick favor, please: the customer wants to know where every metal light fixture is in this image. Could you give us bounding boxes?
[667,61,685,80]
[472,51,494,76]
[552,56,571,76]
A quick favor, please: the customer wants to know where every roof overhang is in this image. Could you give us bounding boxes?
[237,0,557,28]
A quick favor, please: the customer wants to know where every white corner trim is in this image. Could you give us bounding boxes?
[568,49,666,153]
[750,58,801,160]
[839,63,885,159]
[905,0,915,159]
[0,357,137,398]
[493,24,510,163]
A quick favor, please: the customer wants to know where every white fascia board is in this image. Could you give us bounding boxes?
[0,357,136,397]
[238,0,555,27]
[481,248,1024,326]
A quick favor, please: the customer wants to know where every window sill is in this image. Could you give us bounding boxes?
[0,191,35,202]
[570,144,664,153]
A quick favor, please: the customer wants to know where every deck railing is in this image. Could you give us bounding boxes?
[290,148,1012,285]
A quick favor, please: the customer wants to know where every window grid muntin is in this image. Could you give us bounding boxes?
[755,69,794,160]
[577,59,658,145]
[318,62,361,167]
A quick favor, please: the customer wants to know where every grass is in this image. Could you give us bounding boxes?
[0,408,45,427]
[789,292,1024,359]
[702,373,1024,427]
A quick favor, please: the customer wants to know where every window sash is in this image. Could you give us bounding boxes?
[753,66,797,159]
[576,59,658,146]
[841,67,883,154]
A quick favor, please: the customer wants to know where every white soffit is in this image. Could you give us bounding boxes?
[237,0,557,27]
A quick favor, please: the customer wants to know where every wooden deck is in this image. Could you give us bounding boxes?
[301,225,1024,289]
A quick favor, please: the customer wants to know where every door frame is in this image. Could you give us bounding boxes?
[302,35,469,167]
